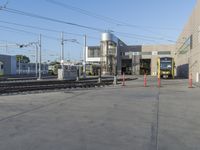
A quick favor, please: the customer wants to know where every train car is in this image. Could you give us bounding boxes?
[157,57,175,79]
[0,61,4,76]
[48,62,61,75]
[86,64,101,76]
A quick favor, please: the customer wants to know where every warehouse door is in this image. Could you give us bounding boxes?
[140,59,151,75]
[121,59,132,75]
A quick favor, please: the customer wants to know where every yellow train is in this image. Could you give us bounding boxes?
[157,57,175,79]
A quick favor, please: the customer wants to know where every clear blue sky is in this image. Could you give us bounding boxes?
[0,0,197,62]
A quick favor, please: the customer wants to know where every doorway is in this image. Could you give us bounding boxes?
[140,59,151,75]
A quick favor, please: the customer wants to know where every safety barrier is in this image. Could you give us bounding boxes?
[144,74,147,87]
[157,77,161,88]
[189,73,193,88]
[122,72,125,86]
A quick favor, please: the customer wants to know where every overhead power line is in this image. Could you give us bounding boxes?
[46,0,182,31]
[45,0,180,40]
[0,25,59,41]
[114,31,177,43]
[2,7,104,32]
[0,6,182,43]
[0,20,100,40]
[0,18,176,43]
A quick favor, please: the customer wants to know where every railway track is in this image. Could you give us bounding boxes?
[0,78,114,94]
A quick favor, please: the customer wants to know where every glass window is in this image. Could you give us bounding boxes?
[160,61,172,69]
[88,47,100,58]
[158,51,171,55]
[141,52,152,55]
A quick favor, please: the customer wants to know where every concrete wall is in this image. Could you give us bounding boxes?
[11,55,17,75]
[175,0,200,81]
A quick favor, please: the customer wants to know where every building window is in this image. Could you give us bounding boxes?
[108,41,117,55]
[158,51,171,55]
[88,47,100,58]
[190,35,193,49]
[178,36,192,54]
[141,52,152,55]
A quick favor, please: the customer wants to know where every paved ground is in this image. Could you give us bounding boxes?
[0,77,200,150]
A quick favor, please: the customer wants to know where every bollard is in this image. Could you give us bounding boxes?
[144,74,147,87]
[189,73,193,88]
[196,72,199,83]
[158,77,161,88]
[122,72,125,86]
[113,75,117,85]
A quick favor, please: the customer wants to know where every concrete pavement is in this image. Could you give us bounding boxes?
[0,78,199,150]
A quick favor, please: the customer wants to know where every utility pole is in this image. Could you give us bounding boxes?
[35,44,38,78]
[61,32,64,80]
[38,34,42,80]
[113,46,118,85]
[83,34,87,78]
[18,59,21,75]
[61,32,64,67]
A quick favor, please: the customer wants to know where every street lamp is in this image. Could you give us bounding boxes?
[60,32,79,79]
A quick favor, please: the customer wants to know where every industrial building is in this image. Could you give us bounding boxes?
[175,0,200,82]
[86,32,175,76]
[86,1,200,82]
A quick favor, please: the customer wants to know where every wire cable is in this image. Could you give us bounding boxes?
[3,7,104,32]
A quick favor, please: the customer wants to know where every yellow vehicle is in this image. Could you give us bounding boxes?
[86,64,101,76]
[157,57,175,79]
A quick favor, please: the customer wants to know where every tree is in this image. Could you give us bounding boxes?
[16,55,30,63]
[49,61,60,66]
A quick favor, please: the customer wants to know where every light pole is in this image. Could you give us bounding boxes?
[83,35,87,78]
[60,32,79,79]
[18,57,21,75]
[38,34,42,80]
[113,43,118,85]
[35,44,38,78]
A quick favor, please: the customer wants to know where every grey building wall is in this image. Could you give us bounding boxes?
[11,55,17,75]
[0,54,16,75]
[120,45,142,75]
[175,0,200,81]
